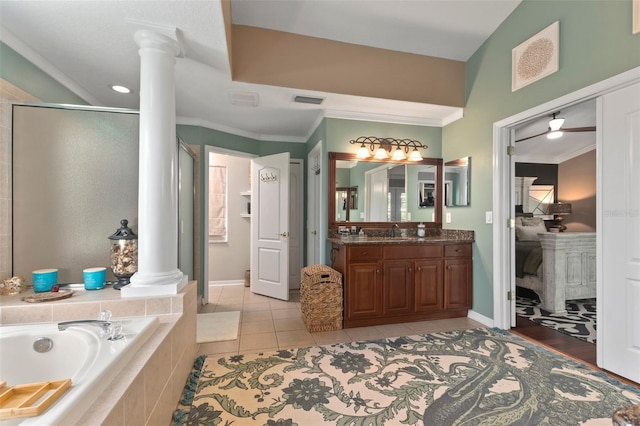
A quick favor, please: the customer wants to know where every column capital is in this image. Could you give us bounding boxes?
[134,29,182,57]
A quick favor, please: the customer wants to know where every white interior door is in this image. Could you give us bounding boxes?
[598,82,640,382]
[251,152,290,301]
[307,144,321,265]
[289,160,303,289]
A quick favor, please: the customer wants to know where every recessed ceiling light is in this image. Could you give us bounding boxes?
[111,85,131,94]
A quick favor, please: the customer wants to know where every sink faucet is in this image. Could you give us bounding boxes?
[58,319,111,333]
[390,223,399,237]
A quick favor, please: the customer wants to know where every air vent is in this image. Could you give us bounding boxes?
[228,91,259,107]
[294,95,324,105]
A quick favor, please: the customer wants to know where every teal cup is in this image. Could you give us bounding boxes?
[32,269,58,292]
[84,267,106,290]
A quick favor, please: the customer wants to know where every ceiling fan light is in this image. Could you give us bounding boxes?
[547,130,563,140]
[408,148,423,162]
[548,117,565,131]
[356,144,370,159]
[391,147,406,161]
[374,146,389,160]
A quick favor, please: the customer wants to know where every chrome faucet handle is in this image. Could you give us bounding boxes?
[107,321,123,341]
[98,309,112,321]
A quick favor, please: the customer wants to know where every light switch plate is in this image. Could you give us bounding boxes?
[485,211,493,224]
[446,212,452,223]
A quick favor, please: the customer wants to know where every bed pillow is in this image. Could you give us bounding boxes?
[515,217,547,241]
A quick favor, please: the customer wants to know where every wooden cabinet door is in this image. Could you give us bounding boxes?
[382,260,413,316]
[444,258,472,310]
[346,262,382,320]
[414,259,443,313]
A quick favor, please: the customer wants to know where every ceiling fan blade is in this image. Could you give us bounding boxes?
[563,126,597,133]
[515,131,549,143]
[515,126,596,142]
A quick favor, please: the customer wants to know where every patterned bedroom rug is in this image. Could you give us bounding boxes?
[172,328,640,426]
[516,296,596,343]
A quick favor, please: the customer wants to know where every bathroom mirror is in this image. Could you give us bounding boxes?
[443,157,470,207]
[335,186,358,221]
[329,152,442,228]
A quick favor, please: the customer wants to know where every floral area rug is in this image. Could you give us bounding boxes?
[516,295,597,343]
[173,328,640,425]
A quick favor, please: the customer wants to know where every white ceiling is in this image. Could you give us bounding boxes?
[513,99,596,164]
[0,0,523,143]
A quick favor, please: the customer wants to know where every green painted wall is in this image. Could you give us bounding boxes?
[0,42,88,105]
[442,0,640,319]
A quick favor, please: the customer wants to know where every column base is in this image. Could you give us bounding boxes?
[121,270,187,298]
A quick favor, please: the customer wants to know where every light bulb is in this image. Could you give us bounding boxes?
[356,144,370,159]
[374,147,389,159]
[547,131,563,140]
[391,148,406,161]
[408,148,423,161]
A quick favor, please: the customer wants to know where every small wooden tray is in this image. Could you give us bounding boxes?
[0,379,72,419]
[21,289,74,303]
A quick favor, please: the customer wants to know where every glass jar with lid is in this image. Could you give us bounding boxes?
[109,219,138,290]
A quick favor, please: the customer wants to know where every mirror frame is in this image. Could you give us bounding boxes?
[329,152,443,229]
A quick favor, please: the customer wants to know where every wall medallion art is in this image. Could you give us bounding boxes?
[512,21,559,92]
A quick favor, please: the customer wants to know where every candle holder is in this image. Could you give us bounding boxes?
[109,219,138,290]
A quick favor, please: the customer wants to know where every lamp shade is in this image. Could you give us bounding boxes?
[548,203,572,215]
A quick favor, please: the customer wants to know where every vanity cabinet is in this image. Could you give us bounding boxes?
[332,242,472,328]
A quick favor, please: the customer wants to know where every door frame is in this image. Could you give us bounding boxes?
[307,141,323,265]
[203,145,257,304]
[289,158,304,289]
[492,68,640,342]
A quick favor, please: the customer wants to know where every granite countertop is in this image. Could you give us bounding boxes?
[328,230,474,245]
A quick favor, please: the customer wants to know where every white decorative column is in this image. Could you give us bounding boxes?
[122,29,186,297]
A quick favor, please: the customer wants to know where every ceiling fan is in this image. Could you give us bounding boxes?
[515,112,596,143]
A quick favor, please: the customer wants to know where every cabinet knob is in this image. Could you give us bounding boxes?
[376,269,380,274]
[447,265,452,270]
[417,267,422,271]
[408,267,412,272]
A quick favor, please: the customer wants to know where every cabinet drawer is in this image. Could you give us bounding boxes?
[444,243,472,258]
[348,246,382,262]
[384,244,443,260]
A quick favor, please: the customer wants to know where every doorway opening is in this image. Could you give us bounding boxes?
[492,67,640,371]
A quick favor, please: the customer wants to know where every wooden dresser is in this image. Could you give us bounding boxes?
[331,238,473,328]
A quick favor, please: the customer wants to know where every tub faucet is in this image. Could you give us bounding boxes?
[58,319,111,333]
[390,223,399,237]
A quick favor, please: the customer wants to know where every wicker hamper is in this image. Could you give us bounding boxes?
[300,265,343,332]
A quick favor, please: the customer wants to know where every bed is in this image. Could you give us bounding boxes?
[515,217,596,314]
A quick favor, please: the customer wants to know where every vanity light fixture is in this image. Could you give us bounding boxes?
[349,136,428,162]
[111,84,131,94]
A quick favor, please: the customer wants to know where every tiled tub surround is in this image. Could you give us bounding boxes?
[0,281,198,425]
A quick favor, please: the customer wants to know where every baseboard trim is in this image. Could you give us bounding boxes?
[208,280,244,287]
[468,310,494,328]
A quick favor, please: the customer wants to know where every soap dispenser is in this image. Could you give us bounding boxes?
[417,222,426,238]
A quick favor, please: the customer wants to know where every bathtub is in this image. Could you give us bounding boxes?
[0,316,158,425]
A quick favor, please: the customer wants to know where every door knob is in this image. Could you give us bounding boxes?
[279,232,289,237]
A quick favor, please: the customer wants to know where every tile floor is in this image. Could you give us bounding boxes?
[197,285,485,357]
